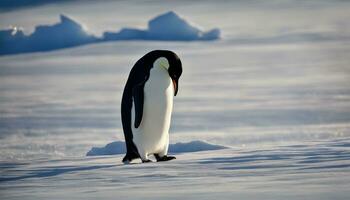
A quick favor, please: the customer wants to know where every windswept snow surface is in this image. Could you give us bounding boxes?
[1,0,350,199]
[1,139,350,199]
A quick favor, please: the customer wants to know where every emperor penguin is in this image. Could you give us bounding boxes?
[121,50,182,163]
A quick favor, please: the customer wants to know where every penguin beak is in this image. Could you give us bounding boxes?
[172,78,178,96]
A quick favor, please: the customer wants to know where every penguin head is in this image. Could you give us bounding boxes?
[167,56,182,96]
[151,50,182,96]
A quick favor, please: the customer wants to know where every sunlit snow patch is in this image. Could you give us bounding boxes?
[86,140,228,156]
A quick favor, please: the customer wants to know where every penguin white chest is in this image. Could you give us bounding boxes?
[131,66,174,158]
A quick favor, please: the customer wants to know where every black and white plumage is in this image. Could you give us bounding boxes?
[121,50,182,163]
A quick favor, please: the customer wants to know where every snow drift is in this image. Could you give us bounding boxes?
[0,14,97,55]
[0,11,220,55]
[103,11,220,41]
[86,140,228,156]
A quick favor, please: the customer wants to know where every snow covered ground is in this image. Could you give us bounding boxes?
[1,0,350,199]
[1,138,350,199]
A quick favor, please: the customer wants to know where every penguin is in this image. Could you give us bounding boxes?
[121,50,182,163]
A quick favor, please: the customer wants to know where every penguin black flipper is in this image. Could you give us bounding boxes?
[132,83,145,128]
[121,60,150,163]
[121,83,144,163]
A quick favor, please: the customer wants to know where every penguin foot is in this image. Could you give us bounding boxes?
[142,159,152,163]
[155,155,176,162]
[122,156,131,164]
[122,152,140,164]
[122,159,130,164]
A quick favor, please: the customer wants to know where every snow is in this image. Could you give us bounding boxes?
[0,11,220,55]
[103,11,220,41]
[168,140,228,153]
[86,140,228,156]
[86,141,126,156]
[0,14,97,55]
[1,139,350,199]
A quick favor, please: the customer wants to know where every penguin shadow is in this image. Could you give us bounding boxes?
[0,156,168,183]
[0,163,119,182]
